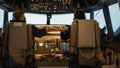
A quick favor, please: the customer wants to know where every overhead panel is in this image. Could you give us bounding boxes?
[28,0,101,13]
[29,0,73,13]
[73,0,99,8]
[101,0,108,3]
[71,0,100,11]
[3,0,101,13]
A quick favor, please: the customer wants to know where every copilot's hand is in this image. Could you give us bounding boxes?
[96,52,105,63]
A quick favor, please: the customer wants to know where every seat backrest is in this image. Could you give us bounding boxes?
[70,19,100,48]
[9,20,28,49]
[77,20,100,48]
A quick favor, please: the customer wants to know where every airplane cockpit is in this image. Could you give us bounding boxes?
[0,0,120,68]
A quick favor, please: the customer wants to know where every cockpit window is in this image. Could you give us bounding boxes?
[8,12,47,24]
[85,13,90,20]
[0,9,4,29]
[94,9,106,29]
[8,12,97,25]
[109,3,120,36]
[8,12,13,22]
[50,13,74,25]
[25,13,47,24]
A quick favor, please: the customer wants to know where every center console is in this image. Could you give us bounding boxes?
[33,25,71,67]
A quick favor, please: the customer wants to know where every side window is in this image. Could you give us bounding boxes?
[0,9,4,29]
[109,3,120,36]
[85,13,90,20]
[94,9,106,29]
[8,12,13,22]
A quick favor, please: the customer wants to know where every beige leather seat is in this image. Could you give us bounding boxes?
[6,21,34,67]
[70,20,105,66]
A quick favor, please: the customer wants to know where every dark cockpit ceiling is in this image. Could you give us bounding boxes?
[0,0,118,13]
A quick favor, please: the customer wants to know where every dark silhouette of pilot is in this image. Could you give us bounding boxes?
[13,9,47,38]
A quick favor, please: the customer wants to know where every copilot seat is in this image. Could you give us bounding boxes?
[70,20,104,68]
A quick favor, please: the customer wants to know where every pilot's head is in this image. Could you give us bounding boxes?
[13,9,25,21]
[74,10,86,20]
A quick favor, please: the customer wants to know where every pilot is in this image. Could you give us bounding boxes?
[73,10,86,20]
[13,9,26,21]
[69,10,86,68]
[13,9,47,38]
[60,25,71,41]
[74,10,105,64]
[11,9,47,68]
[9,9,27,68]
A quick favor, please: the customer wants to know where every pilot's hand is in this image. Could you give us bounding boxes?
[60,26,68,32]
[96,52,105,63]
[44,26,49,32]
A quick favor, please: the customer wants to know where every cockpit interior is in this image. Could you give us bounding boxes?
[0,0,120,68]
